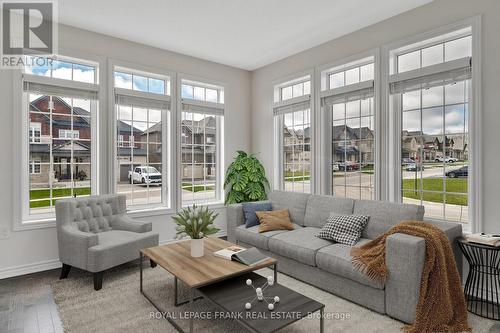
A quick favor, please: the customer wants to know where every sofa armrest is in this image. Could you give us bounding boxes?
[385,233,426,324]
[424,219,463,276]
[111,215,152,233]
[226,203,245,243]
[58,225,99,270]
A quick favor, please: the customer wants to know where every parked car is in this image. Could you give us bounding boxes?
[338,161,360,171]
[435,156,457,163]
[406,163,425,171]
[402,158,415,166]
[446,165,468,178]
[128,166,162,185]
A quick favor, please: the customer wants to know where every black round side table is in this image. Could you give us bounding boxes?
[458,238,500,320]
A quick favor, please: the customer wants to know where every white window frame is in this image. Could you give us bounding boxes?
[272,70,315,193]
[13,51,104,229]
[316,50,381,199]
[109,59,175,214]
[29,158,41,174]
[29,122,41,143]
[382,16,481,232]
[177,74,225,208]
[58,129,80,139]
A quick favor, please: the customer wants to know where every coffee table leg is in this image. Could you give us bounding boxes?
[140,252,143,292]
[319,307,324,333]
[274,263,278,283]
[174,277,179,306]
[189,288,194,333]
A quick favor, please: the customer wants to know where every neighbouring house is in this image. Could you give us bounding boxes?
[331,125,374,163]
[29,95,148,186]
[181,116,216,180]
[283,126,311,173]
[402,130,461,161]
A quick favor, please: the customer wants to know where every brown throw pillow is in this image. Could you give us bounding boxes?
[256,209,294,233]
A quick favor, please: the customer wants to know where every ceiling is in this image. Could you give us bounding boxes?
[59,0,433,71]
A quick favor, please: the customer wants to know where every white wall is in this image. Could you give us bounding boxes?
[0,24,251,277]
[251,0,500,233]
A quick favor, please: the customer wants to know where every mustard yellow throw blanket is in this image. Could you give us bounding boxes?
[351,221,470,333]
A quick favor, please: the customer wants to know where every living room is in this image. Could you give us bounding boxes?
[1,0,499,332]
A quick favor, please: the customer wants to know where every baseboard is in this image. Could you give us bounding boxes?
[0,232,228,279]
[0,259,62,280]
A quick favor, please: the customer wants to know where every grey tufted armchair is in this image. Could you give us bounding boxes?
[55,194,159,290]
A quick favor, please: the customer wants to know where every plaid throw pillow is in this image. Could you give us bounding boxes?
[317,214,370,246]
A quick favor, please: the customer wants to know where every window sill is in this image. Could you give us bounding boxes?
[181,201,226,210]
[15,218,56,232]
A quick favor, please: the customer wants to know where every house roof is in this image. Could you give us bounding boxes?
[30,95,142,133]
[331,125,373,141]
[181,116,216,136]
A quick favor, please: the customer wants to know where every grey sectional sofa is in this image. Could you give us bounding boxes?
[227,191,462,324]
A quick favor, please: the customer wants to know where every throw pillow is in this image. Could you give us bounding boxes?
[317,214,370,246]
[242,202,272,228]
[256,209,294,233]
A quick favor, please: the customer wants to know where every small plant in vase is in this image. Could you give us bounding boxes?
[172,205,220,257]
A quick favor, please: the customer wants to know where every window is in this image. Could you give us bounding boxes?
[181,79,224,204]
[22,56,99,219]
[273,76,312,193]
[390,28,472,223]
[58,129,79,139]
[321,57,376,200]
[114,66,171,210]
[29,122,41,143]
[114,69,169,95]
[181,81,223,103]
[29,159,41,174]
[25,56,96,84]
[280,81,310,101]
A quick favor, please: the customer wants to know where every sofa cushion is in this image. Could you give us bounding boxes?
[242,202,272,228]
[87,230,159,272]
[354,200,424,239]
[316,239,384,289]
[268,191,310,226]
[304,195,355,228]
[268,227,332,266]
[234,224,302,250]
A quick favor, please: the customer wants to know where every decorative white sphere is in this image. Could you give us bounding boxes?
[256,287,262,294]
[245,302,252,310]
[268,303,274,311]
[274,296,280,303]
[246,279,252,286]
[257,295,263,301]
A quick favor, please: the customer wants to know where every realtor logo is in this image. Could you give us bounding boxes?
[1,0,57,68]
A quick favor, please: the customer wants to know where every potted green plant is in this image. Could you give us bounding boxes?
[224,151,270,204]
[172,205,220,257]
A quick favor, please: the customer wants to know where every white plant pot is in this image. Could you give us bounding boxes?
[191,238,204,257]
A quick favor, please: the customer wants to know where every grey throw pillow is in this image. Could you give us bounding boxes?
[317,214,370,246]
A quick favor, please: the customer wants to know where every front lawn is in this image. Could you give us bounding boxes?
[182,182,214,192]
[30,187,91,208]
[402,178,467,206]
[284,171,310,182]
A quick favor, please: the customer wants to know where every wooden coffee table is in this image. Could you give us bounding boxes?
[140,237,278,332]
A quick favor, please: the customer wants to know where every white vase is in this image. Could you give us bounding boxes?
[191,238,204,257]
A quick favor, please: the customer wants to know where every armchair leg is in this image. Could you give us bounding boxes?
[93,272,103,291]
[60,264,71,279]
[150,259,157,268]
